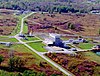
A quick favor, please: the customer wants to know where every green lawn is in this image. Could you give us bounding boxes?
[0,36,8,38]
[0,37,18,42]
[77,43,95,49]
[21,37,39,42]
[80,51,100,64]
[23,23,28,34]
[0,36,9,41]
[0,44,29,52]
[27,41,47,52]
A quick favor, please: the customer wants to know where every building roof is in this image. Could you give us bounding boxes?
[49,33,61,39]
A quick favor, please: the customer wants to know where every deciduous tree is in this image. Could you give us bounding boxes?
[0,55,4,65]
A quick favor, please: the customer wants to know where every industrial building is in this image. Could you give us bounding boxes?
[48,33,71,49]
[0,42,12,47]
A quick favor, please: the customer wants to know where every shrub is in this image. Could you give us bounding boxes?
[0,55,4,65]
[8,56,25,71]
[23,70,46,76]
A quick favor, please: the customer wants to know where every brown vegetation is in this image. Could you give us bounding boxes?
[45,53,100,76]
[27,13,100,36]
[0,10,17,35]
[0,49,62,76]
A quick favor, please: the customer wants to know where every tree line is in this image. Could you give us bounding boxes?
[0,0,100,14]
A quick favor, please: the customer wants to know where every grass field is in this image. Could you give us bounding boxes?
[21,37,39,42]
[0,37,18,42]
[10,15,23,35]
[77,43,95,49]
[23,23,28,34]
[0,44,30,52]
[27,41,47,52]
[0,36,9,39]
[80,51,100,64]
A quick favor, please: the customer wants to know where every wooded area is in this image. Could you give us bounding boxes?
[0,0,100,13]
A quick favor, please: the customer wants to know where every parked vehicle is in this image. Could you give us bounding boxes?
[73,41,79,44]
[70,48,77,51]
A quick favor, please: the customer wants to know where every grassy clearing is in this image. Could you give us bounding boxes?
[10,15,23,35]
[11,13,29,36]
[0,36,9,39]
[21,37,39,42]
[0,38,18,42]
[27,41,47,52]
[80,51,100,64]
[23,23,28,34]
[0,44,29,52]
[77,43,95,49]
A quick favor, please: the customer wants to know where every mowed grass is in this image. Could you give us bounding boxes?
[23,23,28,34]
[0,36,8,38]
[80,51,100,64]
[77,43,95,49]
[0,37,18,42]
[0,44,29,52]
[21,37,39,42]
[27,41,47,52]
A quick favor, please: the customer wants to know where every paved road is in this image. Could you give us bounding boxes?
[25,40,42,43]
[15,36,73,76]
[14,12,74,76]
[20,12,36,34]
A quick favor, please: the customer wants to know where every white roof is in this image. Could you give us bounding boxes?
[49,33,61,38]
[43,39,53,44]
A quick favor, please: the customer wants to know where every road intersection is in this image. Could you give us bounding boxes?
[1,11,99,76]
[14,12,74,76]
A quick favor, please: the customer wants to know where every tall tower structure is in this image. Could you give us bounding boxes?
[54,35,63,47]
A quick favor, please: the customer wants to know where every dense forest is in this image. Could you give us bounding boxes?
[0,0,100,13]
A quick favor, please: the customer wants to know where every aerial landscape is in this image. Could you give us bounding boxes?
[0,0,100,76]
